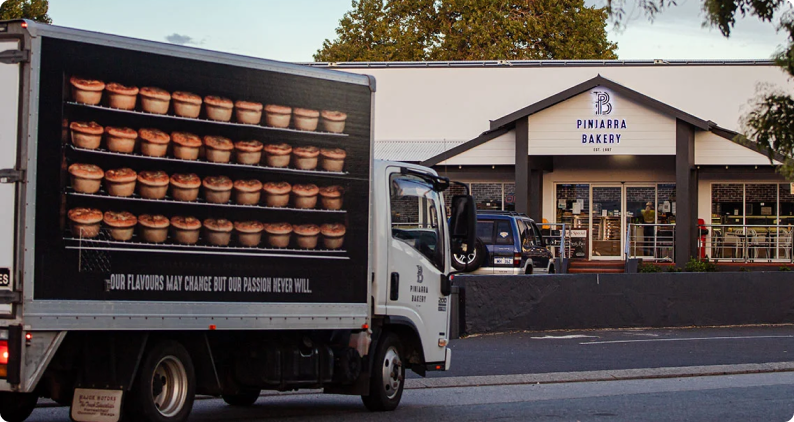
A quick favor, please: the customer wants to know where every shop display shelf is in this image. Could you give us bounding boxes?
[65,235,348,259]
[65,102,349,137]
[66,190,347,214]
[67,144,350,178]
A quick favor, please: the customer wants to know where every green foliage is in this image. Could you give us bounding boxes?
[684,257,718,272]
[0,0,51,23]
[315,0,618,62]
[666,265,683,272]
[638,262,663,273]
[780,265,792,271]
[606,0,794,178]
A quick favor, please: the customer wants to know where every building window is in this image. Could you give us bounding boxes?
[780,184,794,226]
[556,184,590,229]
[471,183,503,210]
[711,184,744,225]
[657,184,676,224]
[745,184,777,226]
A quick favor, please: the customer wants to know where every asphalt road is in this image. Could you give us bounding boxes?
[28,372,794,421]
[22,324,794,422]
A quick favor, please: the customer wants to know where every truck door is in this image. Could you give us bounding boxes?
[386,168,449,364]
[0,39,22,316]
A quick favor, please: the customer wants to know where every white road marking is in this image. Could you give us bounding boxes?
[581,335,794,345]
[531,335,598,340]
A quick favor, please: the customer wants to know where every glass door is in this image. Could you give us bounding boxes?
[626,186,657,258]
[591,186,623,259]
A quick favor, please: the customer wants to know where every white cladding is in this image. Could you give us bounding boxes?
[439,130,516,165]
[694,131,779,165]
[338,64,792,149]
[528,88,676,156]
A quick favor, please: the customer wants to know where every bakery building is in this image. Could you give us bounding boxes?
[311,60,794,266]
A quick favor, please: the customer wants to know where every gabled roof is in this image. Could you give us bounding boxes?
[710,126,786,165]
[488,74,712,131]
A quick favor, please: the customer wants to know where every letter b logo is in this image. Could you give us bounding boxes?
[593,91,612,115]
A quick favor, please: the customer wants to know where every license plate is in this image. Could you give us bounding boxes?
[494,257,514,265]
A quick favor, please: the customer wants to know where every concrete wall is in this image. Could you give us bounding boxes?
[460,272,794,334]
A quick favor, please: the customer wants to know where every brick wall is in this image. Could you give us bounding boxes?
[471,183,503,210]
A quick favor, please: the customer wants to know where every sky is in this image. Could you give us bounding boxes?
[45,0,792,62]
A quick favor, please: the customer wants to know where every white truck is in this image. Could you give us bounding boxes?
[0,20,478,422]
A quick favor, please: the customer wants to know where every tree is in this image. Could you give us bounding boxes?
[607,0,794,177]
[315,0,618,62]
[0,0,51,23]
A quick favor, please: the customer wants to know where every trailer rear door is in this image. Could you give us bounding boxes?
[0,39,21,316]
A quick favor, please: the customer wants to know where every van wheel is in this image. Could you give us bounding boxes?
[222,390,260,406]
[361,333,404,411]
[452,238,485,271]
[0,392,37,422]
[129,340,195,422]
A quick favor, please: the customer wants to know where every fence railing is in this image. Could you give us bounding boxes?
[626,223,794,263]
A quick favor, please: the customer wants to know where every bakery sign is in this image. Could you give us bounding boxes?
[577,89,628,149]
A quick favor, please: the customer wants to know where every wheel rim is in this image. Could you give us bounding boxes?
[453,249,477,265]
[381,346,403,400]
[151,355,188,417]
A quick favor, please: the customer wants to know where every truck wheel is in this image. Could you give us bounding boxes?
[0,392,37,422]
[361,332,404,411]
[130,340,195,422]
[222,390,260,406]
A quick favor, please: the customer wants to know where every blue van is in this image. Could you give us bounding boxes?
[452,211,554,274]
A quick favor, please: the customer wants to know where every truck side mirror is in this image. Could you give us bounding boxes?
[448,194,477,276]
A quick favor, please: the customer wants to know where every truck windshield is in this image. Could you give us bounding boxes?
[390,173,445,270]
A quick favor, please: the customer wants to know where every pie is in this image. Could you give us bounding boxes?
[264,104,291,128]
[104,126,138,153]
[172,91,202,118]
[137,170,170,199]
[233,179,263,205]
[70,76,105,105]
[203,135,234,163]
[321,223,346,249]
[104,167,137,197]
[262,181,291,207]
[139,87,171,114]
[138,128,170,157]
[235,100,263,125]
[70,121,104,150]
[319,185,345,210]
[293,223,320,249]
[263,143,292,168]
[68,207,103,238]
[293,108,319,131]
[203,218,234,246]
[171,216,202,244]
[234,140,264,165]
[68,163,104,194]
[171,132,202,160]
[320,148,346,172]
[103,211,137,241]
[170,173,201,202]
[321,110,347,134]
[105,82,139,110]
[202,175,233,204]
[292,146,319,170]
[234,220,264,247]
[204,95,234,122]
[138,214,170,243]
[263,222,293,248]
[292,183,319,209]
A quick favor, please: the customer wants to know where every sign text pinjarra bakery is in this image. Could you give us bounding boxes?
[577,90,627,148]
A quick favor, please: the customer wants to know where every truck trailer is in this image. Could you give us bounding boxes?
[0,20,478,422]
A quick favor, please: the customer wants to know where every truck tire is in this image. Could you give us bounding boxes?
[452,238,485,272]
[0,392,37,422]
[361,332,404,411]
[129,340,195,422]
[222,390,260,407]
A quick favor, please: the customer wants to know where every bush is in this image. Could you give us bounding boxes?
[684,257,718,272]
[667,266,683,272]
[780,266,792,272]
[638,262,662,273]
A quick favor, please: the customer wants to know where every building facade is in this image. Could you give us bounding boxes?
[312,60,793,266]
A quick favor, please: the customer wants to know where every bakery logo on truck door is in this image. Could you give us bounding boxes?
[577,89,627,150]
[410,266,427,303]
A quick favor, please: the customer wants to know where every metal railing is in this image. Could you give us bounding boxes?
[700,224,794,262]
[540,223,568,259]
[625,224,676,261]
[625,223,794,263]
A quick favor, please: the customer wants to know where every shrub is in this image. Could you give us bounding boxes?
[780,266,792,272]
[638,262,662,273]
[684,257,718,273]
